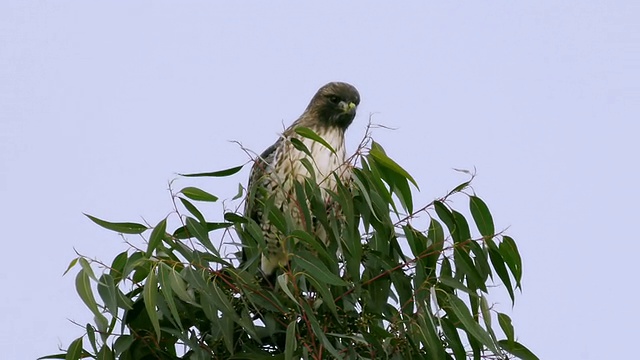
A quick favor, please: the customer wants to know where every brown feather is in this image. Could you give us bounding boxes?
[244,82,360,276]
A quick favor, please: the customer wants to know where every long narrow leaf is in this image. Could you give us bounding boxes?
[498,313,515,342]
[97,274,118,317]
[65,337,83,360]
[446,295,500,354]
[75,270,102,321]
[498,340,540,360]
[369,141,418,188]
[469,196,495,237]
[179,165,244,177]
[145,218,167,258]
[285,320,297,360]
[180,187,219,202]
[84,214,147,234]
[143,268,161,339]
[294,250,346,286]
[295,127,336,154]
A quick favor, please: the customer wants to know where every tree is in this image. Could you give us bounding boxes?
[42,127,538,360]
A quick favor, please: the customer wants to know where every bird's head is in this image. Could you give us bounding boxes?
[304,82,360,129]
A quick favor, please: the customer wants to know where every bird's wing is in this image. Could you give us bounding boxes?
[242,139,281,264]
[245,140,279,223]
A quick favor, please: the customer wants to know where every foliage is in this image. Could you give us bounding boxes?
[43,131,537,360]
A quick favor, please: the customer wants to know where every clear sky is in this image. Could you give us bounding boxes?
[1,1,638,359]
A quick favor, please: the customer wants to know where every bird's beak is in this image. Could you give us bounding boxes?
[339,101,357,114]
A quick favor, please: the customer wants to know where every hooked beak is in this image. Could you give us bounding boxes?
[338,100,357,114]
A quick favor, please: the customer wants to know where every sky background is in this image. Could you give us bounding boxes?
[1,1,639,359]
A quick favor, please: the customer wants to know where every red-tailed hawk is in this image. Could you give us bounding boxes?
[244,82,360,277]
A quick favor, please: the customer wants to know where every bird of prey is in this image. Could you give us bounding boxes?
[244,82,360,277]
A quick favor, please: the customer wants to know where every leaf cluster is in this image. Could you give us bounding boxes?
[43,135,537,360]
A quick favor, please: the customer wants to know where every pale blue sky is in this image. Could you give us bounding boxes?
[1,2,638,359]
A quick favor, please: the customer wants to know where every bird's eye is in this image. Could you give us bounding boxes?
[328,95,340,104]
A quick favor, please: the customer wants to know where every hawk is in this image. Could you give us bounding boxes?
[244,82,360,277]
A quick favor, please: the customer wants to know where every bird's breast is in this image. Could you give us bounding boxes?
[275,127,349,193]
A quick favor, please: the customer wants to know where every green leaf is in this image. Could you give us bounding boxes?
[173,221,232,239]
[352,168,381,223]
[75,269,106,325]
[295,126,336,154]
[145,218,167,258]
[381,166,413,214]
[94,314,108,340]
[307,275,339,318]
[78,258,97,281]
[121,251,144,280]
[440,317,466,360]
[470,196,495,237]
[439,275,477,296]
[232,182,244,200]
[394,172,414,214]
[109,251,128,282]
[96,345,114,360]
[434,201,455,233]
[180,186,219,202]
[208,281,238,320]
[267,206,289,237]
[454,248,486,292]
[209,280,261,340]
[63,257,79,276]
[294,250,347,286]
[390,270,413,314]
[291,230,331,263]
[369,141,418,188]
[500,236,523,288]
[451,210,471,243]
[223,212,247,224]
[220,308,235,354]
[290,137,312,157]
[97,274,118,317]
[185,217,220,257]
[403,225,424,260]
[113,335,135,355]
[487,242,515,304]
[414,310,446,360]
[179,164,244,177]
[448,180,471,196]
[299,157,317,180]
[158,263,184,330]
[468,241,492,283]
[86,323,97,354]
[293,181,313,232]
[300,301,341,359]
[440,256,453,279]
[285,321,297,360]
[480,295,498,343]
[37,354,67,359]
[446,295,500,354]
[277,274,298,304]
[359,158,392,213]
[84,213,148,234]
[498,340,539,360]
[169,267,195,304]
[115,286,133,311]
[240,220,265,266]
[497,312,515,342]
[426,218,445,275]
[178,197,205,223]
[369,190,393,228]
[143,267,161,339]
[468,334,482,360]
[65,337,83,360]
